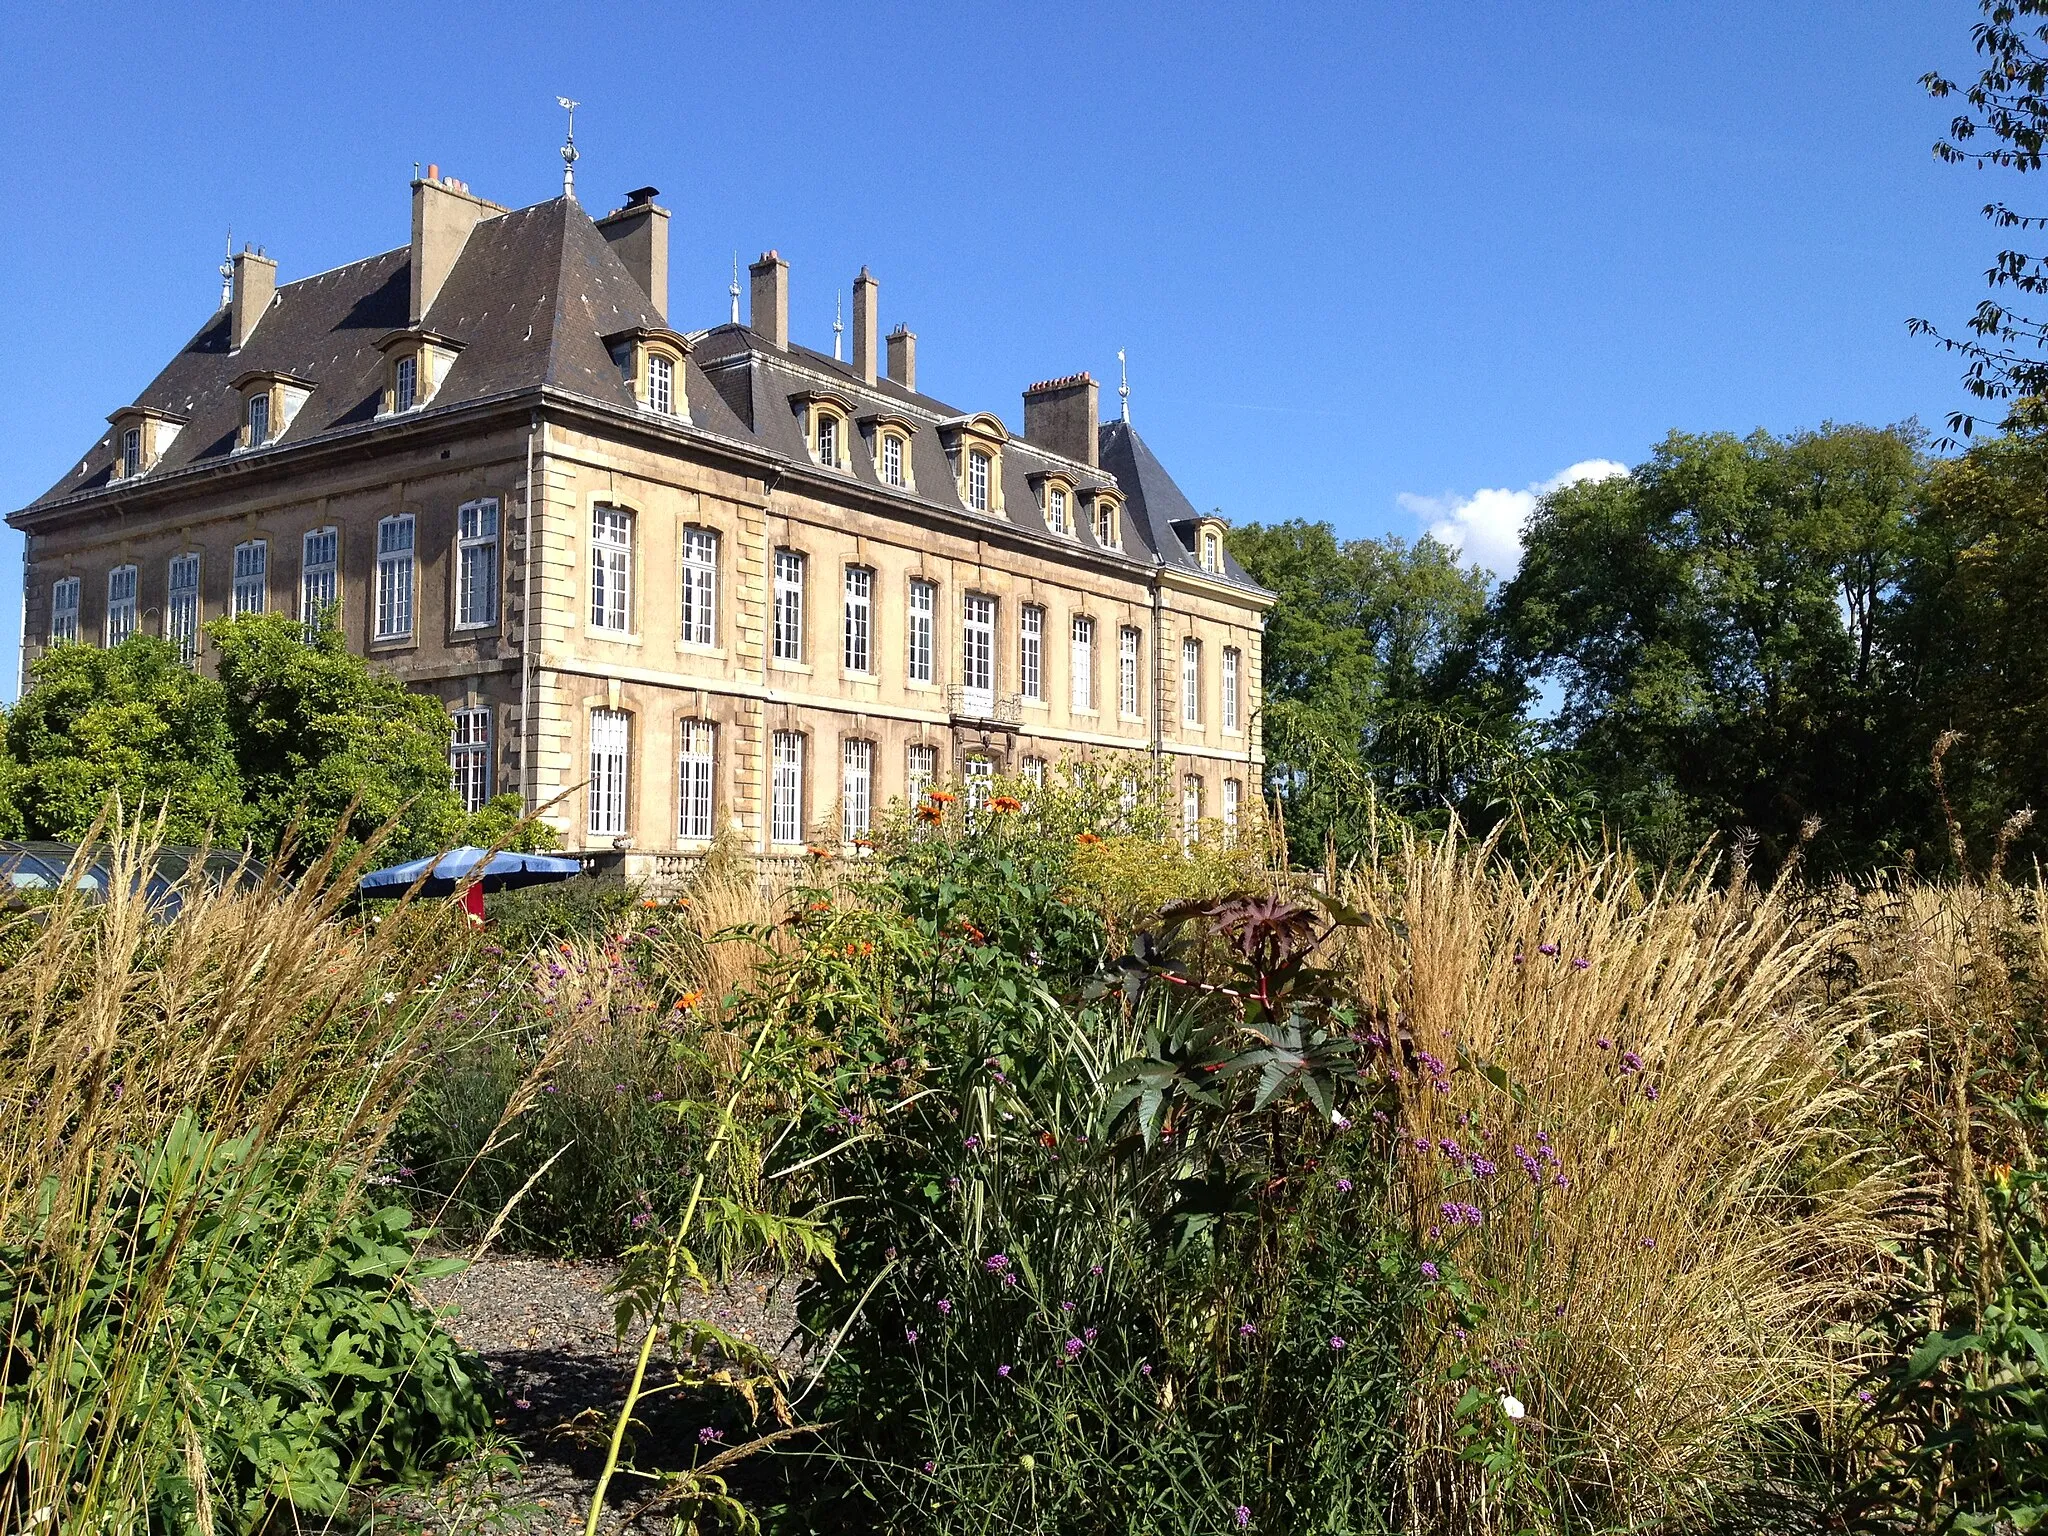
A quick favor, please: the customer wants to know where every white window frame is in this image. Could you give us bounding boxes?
[1223,646,1241,732]
[122,427,142,477]
[907,743,938,803]
[1019,605,1043,702]
[967,449,991,512]
[680,527,718,646]
[245,393,271,447]
[457,499,500,628]
[590,505,632,633]
[1183,776,1203,842]
[588,708,631,838]
[816,411,840,468]
[232,540,267,616]
[1097,499,1119,548]
[375,515,416,641]
[842,738,874,841]
[166,555,199,662]
[301,526,338,633]
[773,548,806,663]
[1202,529,1222,572]
[50,577,80,644]
[1046,485,1068,535]
[647,352,675,416]
[1182,637,1202,726]
[771,730,805,845]
[450,708,491,814]
[394,354,418,412]
[678,718,716,842]
[1070,614,1095,712]
[963,754,995,811]
[961,593,995,712]
[1223,777,1242,834]
[907,578,935,683]
[1120,626,1142,718]
[1021,757,1047,790]
[843,566,872,674]
[881,431,906,487]
[105,565,138,646]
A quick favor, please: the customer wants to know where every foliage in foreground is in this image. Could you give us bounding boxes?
[0,826,496,1533]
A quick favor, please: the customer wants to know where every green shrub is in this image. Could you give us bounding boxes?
[0,1116,494,1534]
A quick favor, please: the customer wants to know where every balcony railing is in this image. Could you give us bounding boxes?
[946,685,1022,725]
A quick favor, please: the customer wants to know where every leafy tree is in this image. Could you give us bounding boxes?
[206,614,471,866]
[1889,428,2048,868]
[1228,522,1545,862]
[1916,0,2048,439]
[1496,425,1925,870]
[3,637,250,847]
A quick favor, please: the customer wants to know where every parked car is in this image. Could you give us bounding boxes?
[0,841,267,916]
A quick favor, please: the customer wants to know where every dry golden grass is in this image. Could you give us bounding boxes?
[0,817,474,1532]
[1335,834,1917,1529]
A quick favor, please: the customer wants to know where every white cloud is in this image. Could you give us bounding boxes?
[1399,458,1628,580]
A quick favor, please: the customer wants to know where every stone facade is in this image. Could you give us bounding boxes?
[10,172,1270,871]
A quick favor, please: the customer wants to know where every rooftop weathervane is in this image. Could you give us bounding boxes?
[1117,348,1130,423]
[218,231,233,309]
[730,253,741,324]
[557,96,580,198]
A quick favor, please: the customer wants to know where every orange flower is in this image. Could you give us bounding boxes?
[641,899,659,909]
[674,896,692,908]
[989,795,1023,814]
[808,899,832,913]
[929,791,957,804]
[807,845,834,859]
[853,835,874,849]
[674,991,703,1011]
[1076,832,1102,846]
[960,920,987,943]
[916,804,943,823]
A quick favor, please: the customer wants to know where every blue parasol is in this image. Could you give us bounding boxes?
[356,846,584,900]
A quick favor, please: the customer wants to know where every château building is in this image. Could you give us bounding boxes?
[9,166,1270,870]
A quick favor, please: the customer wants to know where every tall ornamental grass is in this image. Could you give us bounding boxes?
[0,821,494,1533]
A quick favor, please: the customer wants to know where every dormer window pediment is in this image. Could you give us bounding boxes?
[937,413,1009,515]
[791,389,855,472]
[375,327,465,416]
[605,325,691,421]
[106,405,189,479]
[859,411,918,491]
[229,370,315,451]
[1027,470,1076,536]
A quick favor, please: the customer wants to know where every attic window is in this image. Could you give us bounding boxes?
[1046,484,1069,535]
[232,370,313,450]
[880,431,906,487]
[375,329,461,417]
[246,394,271,447]
[862,412,917,491]
[107,407,186,479]
[939,413,1008,516]
[1095,496,1121,550]
[394,355,418,411]
[1202,528,1222,572]
[815,409,843,468]
[967,450,991,512]
[122,428,142,478]
[648,352,675,416]
[604,325,692,423]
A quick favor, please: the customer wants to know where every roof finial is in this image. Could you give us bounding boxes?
[833,290,844,361]
[556,96,580,199]
[1117,348,1130,423]
[729,252,741,324]
[219,230,233,310]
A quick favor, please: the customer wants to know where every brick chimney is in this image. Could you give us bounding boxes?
[229,247,276,352]
[886,324,917,392]
[1023,373,1098,467]
[410,170,501,324]
[750,251,789,350]
[851,268,880,385]
[596,187,670,321]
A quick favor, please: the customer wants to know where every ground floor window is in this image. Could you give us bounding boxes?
[450,708,491,814]
[678,720,715,841]
[772,731,805,845]
[589,708,630,838]
[842,738,873,841]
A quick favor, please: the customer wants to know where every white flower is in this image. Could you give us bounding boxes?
[1500,1394,1526,1420]
[380,992,397,1006]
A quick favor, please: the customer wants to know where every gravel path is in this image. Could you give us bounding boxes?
[364,1254,809,1534]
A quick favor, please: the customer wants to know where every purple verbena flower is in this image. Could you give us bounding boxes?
[1420,1261,1440,1280]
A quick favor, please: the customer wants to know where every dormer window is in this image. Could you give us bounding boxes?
[1094,495,1122,550]
[818,411,840,466]
[793,390,853,471]
[939,413,1008,516]
[604,325,692,422]
[1030,472,1076,536]
[375,328,463,416]
[862,412,918,491]
[107,406,187,479]
[1202,528,1222,572]
[232,370,313,451]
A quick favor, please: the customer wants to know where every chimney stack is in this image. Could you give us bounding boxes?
[1022,373,1099,467]
[229,247,277,352]
[596,188,670,320]
[852,267,879,384]
[410,170,500,324]
[886,324,917,392]
[749,251,789,350]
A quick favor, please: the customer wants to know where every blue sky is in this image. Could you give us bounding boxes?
[0,1,2000,697]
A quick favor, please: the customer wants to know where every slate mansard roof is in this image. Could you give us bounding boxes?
[17,194,1269,598]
